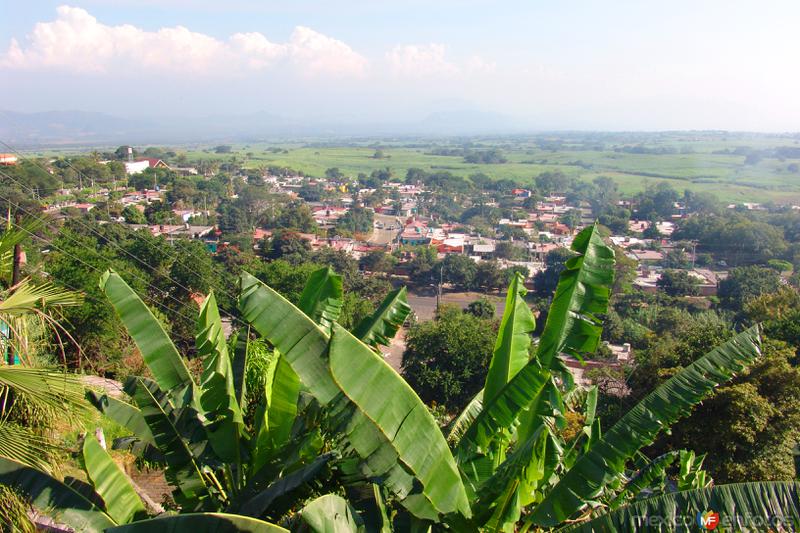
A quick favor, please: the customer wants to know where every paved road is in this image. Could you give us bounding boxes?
[406,288,506,321]
[368,213,402,245]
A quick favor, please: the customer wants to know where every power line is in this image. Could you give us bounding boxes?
[0,144,246,322]
[0,141,245,307]
[0,193,205,327]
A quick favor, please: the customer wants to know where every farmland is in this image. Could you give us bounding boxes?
[27,131,800,204]
[176,131,800,204]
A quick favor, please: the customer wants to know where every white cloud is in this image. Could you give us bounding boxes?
[1,5,367,77]
[387,44,458,77]
[287,26,367,78]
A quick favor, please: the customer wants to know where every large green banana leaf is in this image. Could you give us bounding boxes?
[483,273,536,405]
[107,512,288,532]
[353,287,411,349]
[239,272,339,404]
[535,224,615,370]
[560,481,800,532]
[196,292,244,464]
[126,377,209,504]
[232,327,249,409]
[100,270,193,394]
[82,436,147,524]
[0,455,116,532]
[252,352,299,475]
[86,391,155,446]
[298,267,343,329]
[239,273,471,519]
[455,357,550,454]
[473,425,548,530]
[329,323,471,518]
[298,494,365,533]
[529,326,762,526]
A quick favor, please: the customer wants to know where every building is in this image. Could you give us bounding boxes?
[124,158,171,175]
[0,154,18,166]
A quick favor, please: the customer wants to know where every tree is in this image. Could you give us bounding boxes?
[657,269,701,296]
[402,305,495,410]
[465,297,495,319]
[408,245,439,284]
[718,265,782,313]
[336,205,374,235]
[441,254,477,290]
[533,247,575,296]
[121,205,146,224]
[267,230,312,264]
[475,260,505,291]
[274,201,316,233]
[359,250,396,274]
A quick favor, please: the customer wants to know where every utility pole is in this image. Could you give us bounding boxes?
[436,263,443,310]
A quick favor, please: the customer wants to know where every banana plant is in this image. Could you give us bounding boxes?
[0,437,285,532]
[5,225,791,531]
[440,225,784,531]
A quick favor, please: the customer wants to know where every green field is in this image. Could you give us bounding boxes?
[36,132,800,204]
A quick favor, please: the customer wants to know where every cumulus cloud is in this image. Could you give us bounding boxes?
[386,43,495,79]
[1,5,367,77]
[387,44,458,77]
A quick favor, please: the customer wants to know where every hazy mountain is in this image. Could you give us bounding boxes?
[0,108,528,146]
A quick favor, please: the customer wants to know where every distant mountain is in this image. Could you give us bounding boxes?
[417,110,523,134]
[0,110,153,145]
[0,108,527,146]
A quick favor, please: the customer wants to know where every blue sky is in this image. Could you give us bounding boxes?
[2,1,799,131]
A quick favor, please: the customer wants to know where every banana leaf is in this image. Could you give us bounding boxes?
[455,357,550,454]
[82,436,147,524]
[298,494,365,533]
[473,425,548,530]
[0,455,116,532]
[237,452,335,517]
[196,292,244,464]
[239,273,470,519]
[560,481,800,533]
[529,326,762,526]
[609,451,678,509]
[86,390,155,446]
[446,389,483,446]
[329,323,471,518]
[232,327,250,408]
[252,352,299,475]
[298,267,343,330]
[126,376,210,504]
[100,270,193,394]
[535,224,615,370]
[107,512,288,532]
[483,273,536,405]
[239,272,339,404]
[353,287,411,349]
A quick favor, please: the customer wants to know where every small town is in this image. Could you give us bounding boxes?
[2,2,800,531]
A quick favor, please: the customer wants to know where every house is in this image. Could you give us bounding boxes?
[512,188,532,198]
[399,219,431,245]
[0,154,18,166]
[632,249,664,263]
[471,243,496,258]
[124,158,171,175]
[173,209,203,222]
